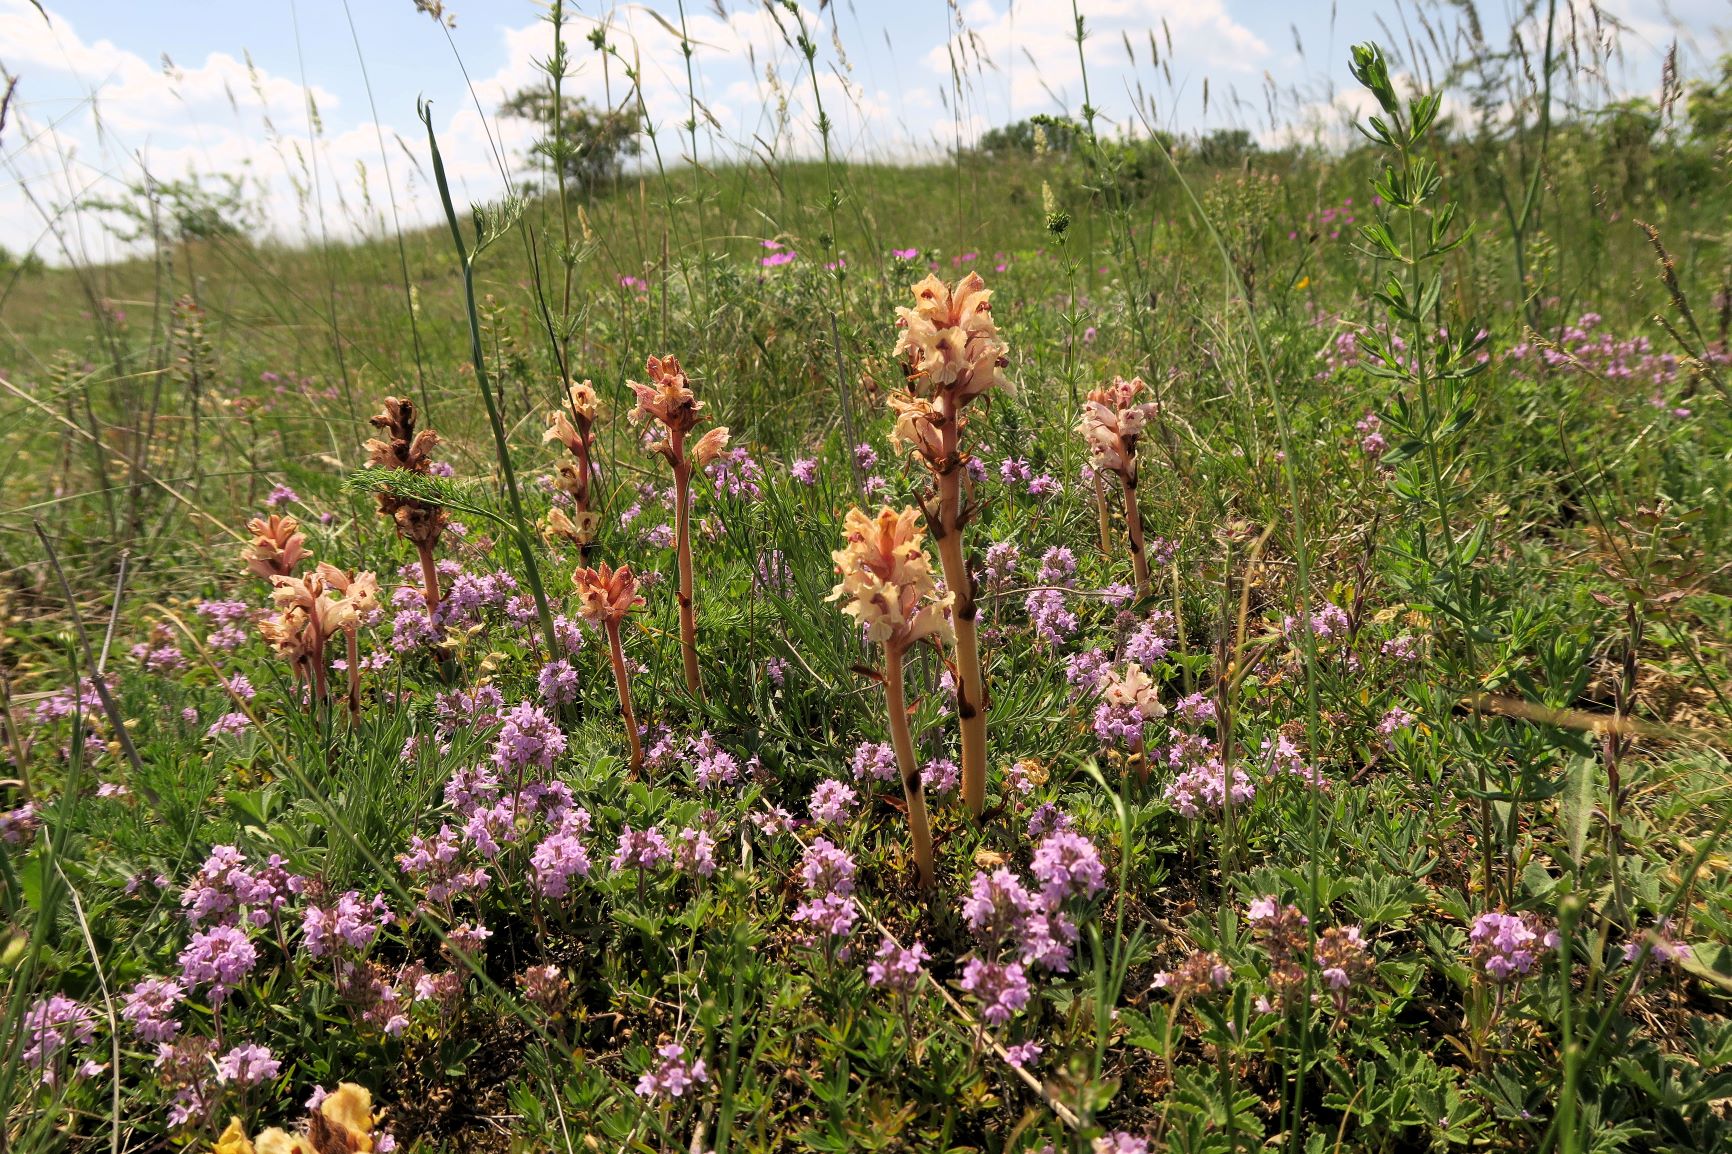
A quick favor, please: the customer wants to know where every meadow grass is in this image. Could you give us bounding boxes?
[1,8,1730,1153]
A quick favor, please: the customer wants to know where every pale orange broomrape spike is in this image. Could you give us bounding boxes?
[829,505,955,888]
[572,561,647,774]
[241,514,307,579]
[1078,375,1161,598]
[315,562,380,720]
[888,271,1009,819]
[364,395,449,615]
[626,355,728,700]
[1100,663,1166,782]
[264,569,365,710]
[544,379,602,547]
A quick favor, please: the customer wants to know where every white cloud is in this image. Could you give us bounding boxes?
[922,0,1270,132]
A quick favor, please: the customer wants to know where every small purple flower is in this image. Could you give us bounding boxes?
[809,779,858,826]
[791,893,858,940]
[676,827,718,878]
[1469,911,1555,983]
[611,826,673,873]
[301,891,390,958]
[636,1042,708,1098]
[537,659,580,707]
[214,1042,280,1086]
[798,838,856,897]
[531,812,594,898]
[790,457,818,485]
[1,803,42,845]
[1004,1041,1043,1069]
[850,741,898,783]
[962,868,1038,940]
[265,485,299,508]
[122,977,184,1044]
[179,924,258,1002]
[1025,803,1074,840]
[959,959,1029,1024]
[921,757,959,795]
[1030,831,1106,903]
[492,701,566,775]
[21,994,96,1077]
[206,712,251,739]
[866,937,929,994]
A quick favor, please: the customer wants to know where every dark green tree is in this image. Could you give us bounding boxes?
[499,87,641,194]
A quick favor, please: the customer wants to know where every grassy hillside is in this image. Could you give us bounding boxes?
[0,30,1730,1154]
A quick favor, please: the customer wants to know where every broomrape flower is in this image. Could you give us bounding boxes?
[627,354,729,698]
[544,379,602,545]
[1079,375,1162,595]
[312,562,380,719]
[572,562,646,773]
[241,514,307,580]
[364,395,449,614]
[828,506,953,886]
[889,271,1010,817]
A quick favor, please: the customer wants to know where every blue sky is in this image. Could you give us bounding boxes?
[1,0,1722,262]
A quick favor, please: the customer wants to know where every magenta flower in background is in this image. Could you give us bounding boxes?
[265,484,299,508]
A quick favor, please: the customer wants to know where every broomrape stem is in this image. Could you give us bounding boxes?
[1093,472,1113,556]
[1121,473,1151,598]
[606,621,644,775]
[883,645,935,889]
[673,456,702,699]
[416,542,442,616]
[936,449,987,818]
[345,628,360,721]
